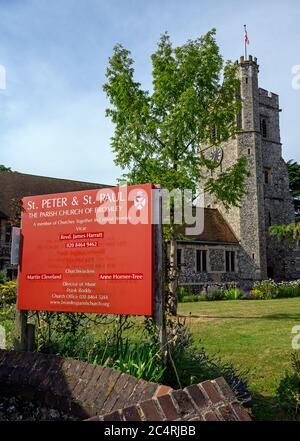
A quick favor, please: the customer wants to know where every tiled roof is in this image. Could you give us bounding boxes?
[180,208,238,244]
[0,171,109,218]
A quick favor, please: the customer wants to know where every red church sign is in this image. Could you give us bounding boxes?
[17,184,153,316]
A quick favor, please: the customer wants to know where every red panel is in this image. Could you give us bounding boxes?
[17,184,153,316]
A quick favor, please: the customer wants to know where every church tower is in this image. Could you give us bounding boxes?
[204,55,295,281]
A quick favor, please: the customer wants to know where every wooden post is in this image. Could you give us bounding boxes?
[10,223,28,352]
[26,324,35,352]
[153,186,167,350]
[14,310,35,352]
[14,309,28,352]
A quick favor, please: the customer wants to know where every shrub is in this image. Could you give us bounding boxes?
[0,302,16,349]
[251,279,300,300]
[35,313,166,383]
[182,294,202,303]
[179,287,205,303]
[277,353,300,419]
[277,281,300,299]
[206,287,225,301]
[223,287,243,300]
[103,338,166,383]
[35,311,118,352]
[0,281,17,306]
[36,316,166,384]
[241,291,257,300]
[252,279,279,300]
[0,271,7,284]
[177,286,186,303]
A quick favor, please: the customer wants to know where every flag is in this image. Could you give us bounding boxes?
[244,25,250,45]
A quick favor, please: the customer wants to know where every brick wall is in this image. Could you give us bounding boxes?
[0,350,251,421]
[0,350,169,419]
[87,377,251,421]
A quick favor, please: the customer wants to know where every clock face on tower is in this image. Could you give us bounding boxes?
[209,147,223,165]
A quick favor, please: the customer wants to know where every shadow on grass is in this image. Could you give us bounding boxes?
[262,313,300,321]
[179,312,300,321]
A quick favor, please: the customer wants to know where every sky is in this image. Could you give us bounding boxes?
[0,0,300,186]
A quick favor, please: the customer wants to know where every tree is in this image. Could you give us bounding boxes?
[103,29,249,313]
[287,160,300,222]
[269,160,300,244]
[269,223,300,246]
[0,165,12,172]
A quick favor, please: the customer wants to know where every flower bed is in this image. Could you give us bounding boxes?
[179,280,300,302]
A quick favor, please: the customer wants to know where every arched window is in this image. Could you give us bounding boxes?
[260,118,268,138]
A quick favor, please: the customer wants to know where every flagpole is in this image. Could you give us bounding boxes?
[244,25,247,60]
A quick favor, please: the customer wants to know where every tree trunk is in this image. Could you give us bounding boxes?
[168,234,178,316]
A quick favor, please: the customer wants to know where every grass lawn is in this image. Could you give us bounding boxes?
[178,298,300,420]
